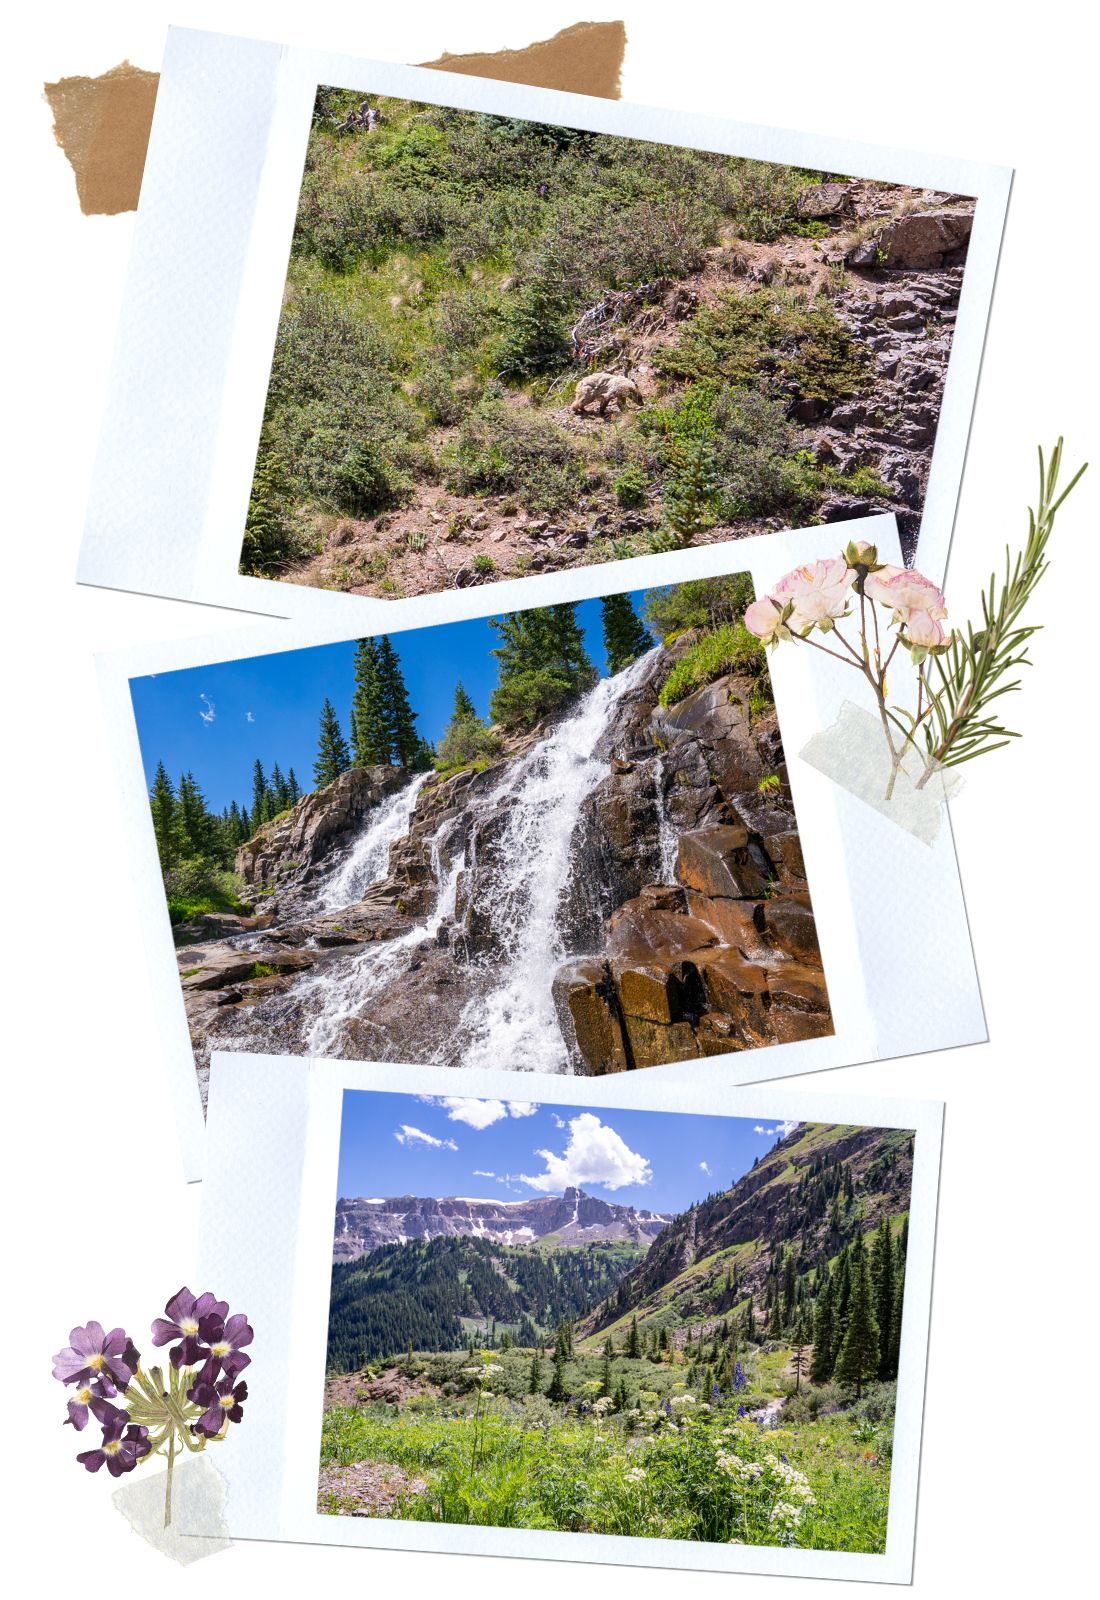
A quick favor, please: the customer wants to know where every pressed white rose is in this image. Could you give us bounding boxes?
[743,595,785,643]
[772,557,855,629]
[864,566,947,619]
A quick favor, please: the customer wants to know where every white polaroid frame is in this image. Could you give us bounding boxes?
[97,516,984,1181]
[188,1051,943,1583]
[77,26,1011,620]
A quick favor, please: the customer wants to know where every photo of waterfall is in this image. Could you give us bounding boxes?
[129,573,832,1098]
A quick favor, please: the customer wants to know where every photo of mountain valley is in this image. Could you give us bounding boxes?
[319,1093,914,1552]
[241,88,975,596]
[130,574,832,1094]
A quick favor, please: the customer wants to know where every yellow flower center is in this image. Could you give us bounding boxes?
[219,1394,235,1410]
[212,1342,230,1358]
[180,1318,199,1337]
[104,1440,122,1456]
[77,1386,92,1404]
[88,1353,104,1371]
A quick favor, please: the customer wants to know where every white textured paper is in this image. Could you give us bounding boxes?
[187,1052,943,1584]
[78,27,1011,617]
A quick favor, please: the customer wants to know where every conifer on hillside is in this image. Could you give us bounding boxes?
[314,698,352,786]
[600,592,652,674]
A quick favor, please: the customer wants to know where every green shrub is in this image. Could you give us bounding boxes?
[644,573,757,638]
[613,463,648,508]
[654,288,866,409]
[442,400,585,514]
[434,717,502,771]
[658,622,772,708]
[489,668,582,730]
[164,864,249,926]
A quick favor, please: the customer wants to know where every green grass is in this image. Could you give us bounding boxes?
[658,622,772,709]
[319,1346,892,1551]
[166,872,250,927]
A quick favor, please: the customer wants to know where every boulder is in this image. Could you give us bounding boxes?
[763,831,807,887]
[235,766,408,895]
[676,826,772,900]
[622,1014,701,1069]
[765,961,832,1016]
[179,946,314,992]
[760,894,821,962]
[796,183,853,219]
[605,898,718,960]
[876,210,973,269]
[684,890,769,956]
[552,958,630,1075]
[692,951,774,1047]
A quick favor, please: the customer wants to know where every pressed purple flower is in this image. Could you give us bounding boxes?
[64,1379,121,1431]
[77,1416,151,1477]
[188,1376,248,1437]
[52,1322,139,1390]
[194,1311,253,1382]
[151,1288,227,1368]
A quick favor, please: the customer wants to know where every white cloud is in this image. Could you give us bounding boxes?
[754,1120,799,1139]
[394,1124,457,1152]
[429,1096,539,1130]
[520,1112,651,1194]
[472,1169,496,1179]
[551,1113,567,1129]
[699,1160,712,1176]
[199,694,216,724]
[245,711,255,723]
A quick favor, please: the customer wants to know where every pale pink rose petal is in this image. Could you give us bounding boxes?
[864,567,947,619]
[771,557,854,624]
[903,609,949,647]
[743,596,784,641]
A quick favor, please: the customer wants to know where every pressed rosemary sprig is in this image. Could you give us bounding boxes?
[912,440,1087,786]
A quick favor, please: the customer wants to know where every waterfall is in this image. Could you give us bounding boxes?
[655,756,679,883]
[285,650,657,1070]
[303,830,463,1057]
[447,651,657,1072]
[313,772,430,914]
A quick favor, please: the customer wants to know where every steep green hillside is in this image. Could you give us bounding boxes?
[327,1235,643,1371]
[578,1121,912,1391]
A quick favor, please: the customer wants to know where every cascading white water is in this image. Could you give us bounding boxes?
[294,649,656,1068]
[313,772,430,913]
[303,831,463,1057]
[655,756,680,883]
[447,650,657,1072]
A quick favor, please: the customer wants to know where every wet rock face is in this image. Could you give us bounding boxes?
[234,765,407,903]
[550,670,833,1073]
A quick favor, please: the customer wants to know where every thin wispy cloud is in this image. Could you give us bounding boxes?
[699,1160,712,1176]
[198,694,216,724]
[394,1124,457,1152]
[245,710,255,723]
[753,1120,798,1139]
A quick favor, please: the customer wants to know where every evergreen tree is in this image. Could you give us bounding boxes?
[251,759,269,829]
[351,638,390,767]
[270,763,290,814]
[744,1301,756,1343]
[547,1340,568,1403]
[488,604,597,729]
[314,698,352,786]
[768,1297,781,1340]
[834,1234,880,1399]
[286,768,302,806]
[810,1281,834,1383]
[377,636,419,766]
[452,681,478,722]
[409,736,436,773]
[613,1375,629,1413]
[599,1349,612,1398]
[871,1217,896,1380]
[149,762,184,870]
[528,1349,543,1395]
[791,1316,810,1394]
[626,1314,640,1359]
[600,593,653,674]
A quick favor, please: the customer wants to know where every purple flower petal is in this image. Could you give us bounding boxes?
[77,1449,105,1473]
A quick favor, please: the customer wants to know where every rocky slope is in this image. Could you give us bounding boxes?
[577,1121,914,1348]
[281,183,974,595]
[173,639,831,1086]
[334,1186,671,1264]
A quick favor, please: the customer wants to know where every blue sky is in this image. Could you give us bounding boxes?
[336,1091,802,1217]
[129,592,652,813]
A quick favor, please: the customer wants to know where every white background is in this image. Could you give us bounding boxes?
[1,3,1096,1597]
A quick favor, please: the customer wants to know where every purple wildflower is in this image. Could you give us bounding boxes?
[710,1382,721,1404]
[76,1415,151,1477]
[737,1403,747,1418]
[64,1379,122,1431]
[52,1322,139,1390]
[151,1288,227,1369]
[194,1310,253,1383]
[733,1360,746,1393]
[188,1377,248,1438]
[661,1397,673,1416]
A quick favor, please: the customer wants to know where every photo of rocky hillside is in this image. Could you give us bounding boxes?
[319,1095,914,1551]
[240,88,975,596]
[129,574,832,1096]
